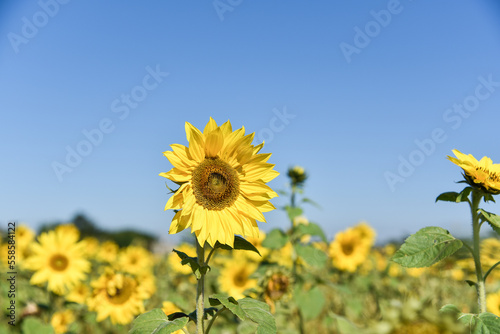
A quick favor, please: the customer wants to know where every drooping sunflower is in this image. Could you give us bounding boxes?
[160,118,279,247]
[218,254,258,299]
[87,269,149,325]
[448,149,500,194]
[328,226,371,272]
[24,229,90,295]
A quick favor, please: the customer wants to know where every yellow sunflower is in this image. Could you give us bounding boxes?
[218,255,258,299]
[161,302,185,334]
[481,238,500,267]
[66,282,90,304]
[487,290,500,316]
[24,229,90,295]
[51,310,75,334]
[351,222,376,248]
[160,117,279,247]
[96,240,119,263]
[87,269,149,325]
[448,149,500,194]
[116,245,154,275]
[328,226,371,272]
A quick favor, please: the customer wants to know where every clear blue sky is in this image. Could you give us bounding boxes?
[2,0,500,244]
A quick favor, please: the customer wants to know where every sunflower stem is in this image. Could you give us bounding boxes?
[470,190,486,313]
[205,307,226,334]
[196,241,205,334]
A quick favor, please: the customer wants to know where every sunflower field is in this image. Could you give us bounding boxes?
[2,120,500,333]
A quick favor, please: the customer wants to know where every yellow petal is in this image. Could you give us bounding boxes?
[159,168,190,182]
[203,117,218,134]
[185,122,205,162]
[204,128,224,158]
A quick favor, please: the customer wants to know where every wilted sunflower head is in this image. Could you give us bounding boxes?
[160,117,279,248]
[287,165,307,187]
[448,149,500,195]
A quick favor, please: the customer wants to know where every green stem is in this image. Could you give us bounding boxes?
[196,242,205,334]
[205,307,226,334]
[484,261,500,282]
[470,190,486,313]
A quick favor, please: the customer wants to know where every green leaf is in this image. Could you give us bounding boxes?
[458,312,500,333]
[129,308,189,334]
[435,187,472,203]
[285,206,303,221]
[294,222,327,243]
[293,285,325,320]
[440,304,461,316]
[238,298,277,334]
[391,226,463,268]
[172,249,201,279]
[478,209,500,235]
[302,197,321,209]
[21,318,55,334]
[215,236,261,256]
[294,244,327,268]
[262,229,289,250]
[329,314,359,334]
[209,294,245,320]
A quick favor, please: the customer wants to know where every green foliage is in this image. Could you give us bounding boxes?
[293,285,325,320]
[284,206,303,221]
[478,209,500,235]
[392,226,463,268]
[294,244,327,268]
[442,305,500,334]
[172,249,202,279]
[209,295,277,334]
[21,318,55,334]
[262,229,289,249]
[293,222,327,243]
[435,187,473,203]
[129,308,189,334]
[215,236,261,256]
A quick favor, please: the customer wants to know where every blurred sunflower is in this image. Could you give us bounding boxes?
[51,310,75,334]
[81,237,100,258]
[487,290,500,316]
[87,269,149,325]
[24,229,90,294]
[15,224,35,265]
[160,117,279,247]
[481,238,500,267]
[329,227,370,272]
[218,255,258,299]
[66,282,90,304]
[96,240,119,263]
[116,245,154,275]
[448,149,500,194]
[55,223,80,243]
[263,271,292,313]
[161,302,185,334]
[352,222,376,247]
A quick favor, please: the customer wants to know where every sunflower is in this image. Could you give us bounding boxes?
[448,149,500,194]
[87,269,149,325]
[161,302,185,334]
[160,118,279,247]
[481,238,500,267]
[116,245,154,275]
[51,310,75,334]
[351,222,376,248]
[24,229,90,295]
[263,271,292,313]
[66,282,90,304]
[487,290,500,316]
[328,226,371,272]
[96,240,119,263]
[218,255,258,299]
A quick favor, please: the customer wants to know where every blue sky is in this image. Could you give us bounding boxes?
[1,0,500,244]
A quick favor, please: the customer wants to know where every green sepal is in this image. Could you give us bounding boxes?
[215,235,261,256]
[129,308,189,334]
[392,226,463,268]
[478,209,500,235]
[262,229,289,249]
[172,249,201,279]
[465,280,477,287]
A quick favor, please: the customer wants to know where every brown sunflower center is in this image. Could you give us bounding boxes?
[266,274,289,300]
[341,242,354,256]
[50,254,69,271]
[233,269,248,287]
[192,157,240,210]
[107,277,134,305]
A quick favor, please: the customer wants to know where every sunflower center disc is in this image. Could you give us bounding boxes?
[107,278,134,305]
[192,158,240,210]
[50,254,69,271]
